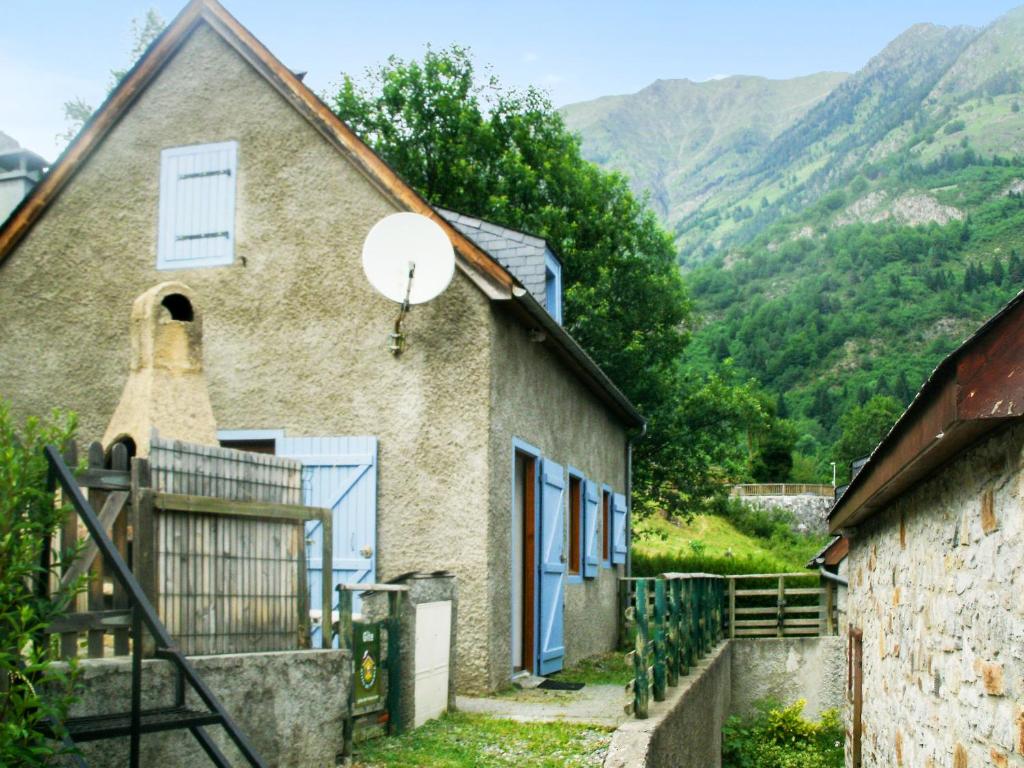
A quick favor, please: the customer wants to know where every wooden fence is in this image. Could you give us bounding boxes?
[45,437,332,659]
[621,574,725,719]
[726,572,838,638]
[730,483,835,497]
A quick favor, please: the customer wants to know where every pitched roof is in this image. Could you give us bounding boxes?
[830,288,1024,531]
[0,0,643,429]
[438,207,559,307]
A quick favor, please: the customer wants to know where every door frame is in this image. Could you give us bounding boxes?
[511,438,541,675]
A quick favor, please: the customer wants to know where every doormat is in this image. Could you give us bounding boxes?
[538,679,585,691]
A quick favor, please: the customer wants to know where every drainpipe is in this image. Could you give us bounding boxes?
[625,420,648,578]
[818,566,848,587]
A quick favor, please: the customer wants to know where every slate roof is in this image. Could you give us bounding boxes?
[437,208,558,312]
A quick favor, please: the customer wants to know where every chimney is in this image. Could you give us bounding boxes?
[0,145,48,224]
[102,282,219,457]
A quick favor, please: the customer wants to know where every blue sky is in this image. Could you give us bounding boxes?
[2,0,1020,158]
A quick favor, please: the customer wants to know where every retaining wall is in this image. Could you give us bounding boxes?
[729,636,845,719]
[59,649,350,768]
[736,494,833,534]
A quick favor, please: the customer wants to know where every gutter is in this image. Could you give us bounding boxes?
[625,421,647,578]
[818,566,848,587]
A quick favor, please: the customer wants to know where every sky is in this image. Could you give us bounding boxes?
[2,0,1021,159]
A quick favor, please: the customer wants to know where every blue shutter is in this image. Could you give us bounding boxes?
[583,480,599,578]
[538,458,566,675]
[158,141,238,269]
[277,436,377,647]
[612,492,628,565]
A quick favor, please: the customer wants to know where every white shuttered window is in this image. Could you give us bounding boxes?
[157,141,238,269]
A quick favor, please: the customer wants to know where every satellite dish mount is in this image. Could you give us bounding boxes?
[362,212,456,356]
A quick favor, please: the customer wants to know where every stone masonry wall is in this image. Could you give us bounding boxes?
[738,494,834,535]
[846,421,1024,768]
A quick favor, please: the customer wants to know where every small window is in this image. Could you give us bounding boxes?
[158,141,238,270]
[568,475,582,576]
[544,251,562,324]
[602,488,611,563]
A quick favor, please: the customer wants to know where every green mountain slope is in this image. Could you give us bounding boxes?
[566,5,1024,479]
[560,73,847,225]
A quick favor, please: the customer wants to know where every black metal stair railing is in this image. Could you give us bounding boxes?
[42,445,267,768]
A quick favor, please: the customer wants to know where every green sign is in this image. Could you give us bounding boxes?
[353,621,383,711]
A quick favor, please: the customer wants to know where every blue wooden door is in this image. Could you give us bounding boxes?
[278,436,378,647]
[538,458,566,675]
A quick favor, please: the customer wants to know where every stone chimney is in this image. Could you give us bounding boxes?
[0,143,48,224]
[102,282,218,456]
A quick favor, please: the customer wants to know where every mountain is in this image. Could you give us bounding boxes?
[564,6,1024,480]
[561,73,847,227]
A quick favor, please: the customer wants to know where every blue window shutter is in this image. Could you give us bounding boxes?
[583,480,599,578]
[538,458,566,674]
[612,492,628,565]
[158,141,238,269]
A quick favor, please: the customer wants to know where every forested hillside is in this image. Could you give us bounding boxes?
[566,6,1024,481]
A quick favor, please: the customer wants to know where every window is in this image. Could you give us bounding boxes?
[602,487,611,564]
[158,141,238,269]
[568,474,582,578]
[544,251,562,324]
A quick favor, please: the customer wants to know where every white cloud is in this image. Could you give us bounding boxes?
[522,51,540,63]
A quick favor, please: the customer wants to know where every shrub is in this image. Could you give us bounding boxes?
[0,401,82,765]
[723,699,844,768]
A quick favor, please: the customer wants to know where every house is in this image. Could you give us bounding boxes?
[0,135,47,223]
[829,290,1024,767]
[0,0,642,693]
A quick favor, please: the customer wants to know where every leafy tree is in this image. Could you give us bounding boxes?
[1,402,82,764]
[832,395,903,481]
[331,46,763,514]
[59,9,165,146]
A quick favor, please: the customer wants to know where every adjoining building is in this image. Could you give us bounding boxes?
[0,0,642,693]
[829,289,1024,767]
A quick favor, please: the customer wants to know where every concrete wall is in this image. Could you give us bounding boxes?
[0,21,635,695]
[487,305,628,689]
[61,650,350,768]
[845,421,1024,768]
[606,642,732,768]
[729,636,845,720]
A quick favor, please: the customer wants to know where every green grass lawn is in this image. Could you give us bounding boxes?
[351,712,612,768]
[556,651,633,686]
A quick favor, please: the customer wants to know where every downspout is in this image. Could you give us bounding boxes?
[818,566,848,587]
[625,420,648,578]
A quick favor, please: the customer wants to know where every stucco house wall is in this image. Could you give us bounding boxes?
[845,421,1024,768]
[0,18,634,695]
[487,306,627,687]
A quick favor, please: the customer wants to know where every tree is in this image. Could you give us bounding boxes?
[331,47,755,515]
[832,395,903,481]
[0,402,82,764]
[59,9,165,146]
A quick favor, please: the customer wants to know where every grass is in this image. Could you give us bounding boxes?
[350,712,612,768]
[557,651,632,686]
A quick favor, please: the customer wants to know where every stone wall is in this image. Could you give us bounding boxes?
[729,637,845,720]
[845,421,1024,768]
[606,642,732,768]
[61,650,350,768]
[737,494,834,535]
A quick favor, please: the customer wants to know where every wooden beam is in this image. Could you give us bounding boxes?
[150,491,328,523]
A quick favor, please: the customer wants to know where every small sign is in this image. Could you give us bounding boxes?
[353,621,383,711]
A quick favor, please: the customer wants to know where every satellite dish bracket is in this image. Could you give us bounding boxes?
[388,262,416,355]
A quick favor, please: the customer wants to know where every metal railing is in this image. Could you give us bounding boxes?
[42,445,266,768]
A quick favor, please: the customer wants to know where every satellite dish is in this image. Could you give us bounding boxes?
[362,212,455,305]
[361,212,456,354]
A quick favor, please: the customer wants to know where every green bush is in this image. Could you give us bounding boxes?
[723,699,844,768]
[0,401,82,765]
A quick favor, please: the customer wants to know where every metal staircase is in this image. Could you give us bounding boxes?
[42,445,267,768]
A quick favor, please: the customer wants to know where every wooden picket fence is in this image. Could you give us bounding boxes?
[620,574,725,719]
[730,483,835,497]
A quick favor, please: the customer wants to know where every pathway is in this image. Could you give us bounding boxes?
[456,684,629,728]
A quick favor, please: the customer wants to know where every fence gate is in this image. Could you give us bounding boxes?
[278,436,378,645]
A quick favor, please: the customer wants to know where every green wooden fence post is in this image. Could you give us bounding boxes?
[665,579,679,687]
[672,578,687,676]
[652,579,667,701]
[633,579,650,719]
